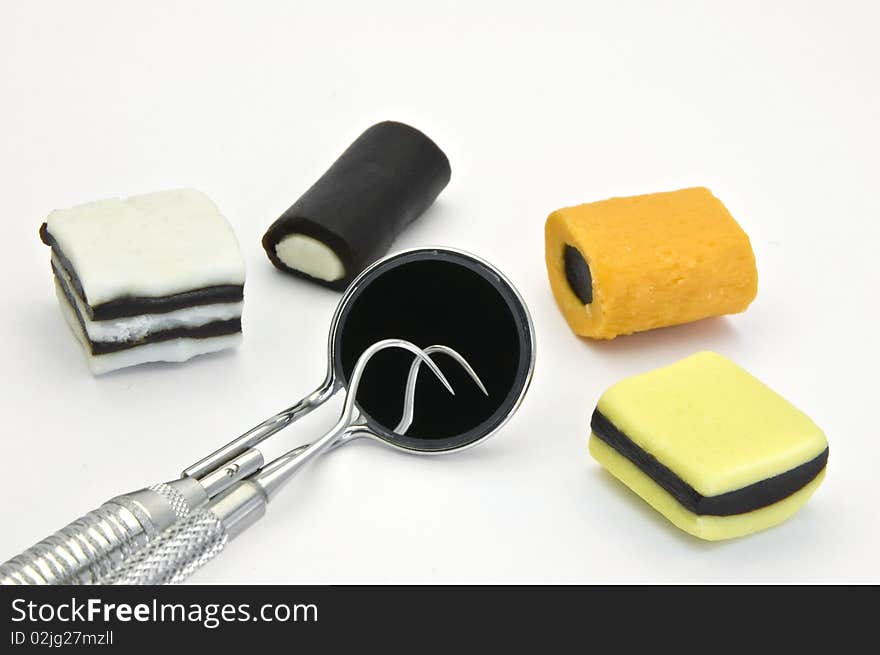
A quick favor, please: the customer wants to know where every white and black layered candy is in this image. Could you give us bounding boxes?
[40,189,245,374]
[262,121,451,290]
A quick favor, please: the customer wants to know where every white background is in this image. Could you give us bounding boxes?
[1,1,877,584]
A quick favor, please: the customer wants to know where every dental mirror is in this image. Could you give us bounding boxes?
[186,247,535,479]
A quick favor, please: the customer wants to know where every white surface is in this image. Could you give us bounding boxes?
[46,188,245,305]
[55,281,242,375]
[275,234,346,282]
[0,1,877,583]
[54,257,242,344]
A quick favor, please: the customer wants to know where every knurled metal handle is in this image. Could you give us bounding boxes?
[0,482,195,585]
[101,509,228,585]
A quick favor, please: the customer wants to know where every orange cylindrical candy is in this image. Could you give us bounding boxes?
[545,187,758,339]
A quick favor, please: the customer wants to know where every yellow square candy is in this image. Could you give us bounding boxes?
[590,352,828,540]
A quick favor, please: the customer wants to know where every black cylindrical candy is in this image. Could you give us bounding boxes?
[262,121,451,290]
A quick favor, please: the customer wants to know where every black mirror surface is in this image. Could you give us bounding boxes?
[334,249,533,452]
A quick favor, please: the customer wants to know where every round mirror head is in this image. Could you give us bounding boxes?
[332,248,534,453]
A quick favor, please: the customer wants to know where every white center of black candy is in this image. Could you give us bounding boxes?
[564,245,592,305]
[274,233,345,282]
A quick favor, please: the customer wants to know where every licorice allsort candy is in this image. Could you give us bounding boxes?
[545,187,758,339]
[40,189,245,374]
[263,121,451,290]
[589,352,828,540]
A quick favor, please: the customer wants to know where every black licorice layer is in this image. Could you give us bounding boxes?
[262,121,451,291]
[564,245,593,304]
[591,409,829,517]
[53,262,241,355]
[40,224,244,320]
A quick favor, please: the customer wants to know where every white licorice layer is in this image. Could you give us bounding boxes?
[53,257,242,343]
[45,189,246,306]
[55,282,241,375]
